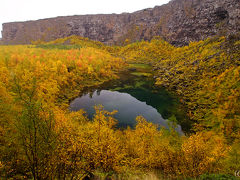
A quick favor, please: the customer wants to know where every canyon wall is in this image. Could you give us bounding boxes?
[2,0,240,46]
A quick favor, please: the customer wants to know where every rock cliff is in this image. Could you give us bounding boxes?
[1,0,240,46]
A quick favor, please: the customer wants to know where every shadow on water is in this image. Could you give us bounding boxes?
[70,64,191,133]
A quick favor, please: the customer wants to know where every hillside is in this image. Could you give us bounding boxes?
[116,34,240,139]
[0,34,239,179]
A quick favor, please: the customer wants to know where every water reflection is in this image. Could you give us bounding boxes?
[70,90,183,133]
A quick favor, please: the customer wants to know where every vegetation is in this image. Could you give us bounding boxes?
[0,35,239,179]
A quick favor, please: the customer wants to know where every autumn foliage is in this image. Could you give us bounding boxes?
[0,35,239,179]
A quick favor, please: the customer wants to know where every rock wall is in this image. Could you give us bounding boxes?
[1,0,240,46]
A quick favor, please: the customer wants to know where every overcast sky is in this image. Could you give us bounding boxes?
[0,0,170,38]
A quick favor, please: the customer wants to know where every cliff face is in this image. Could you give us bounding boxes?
[2,0,240,46]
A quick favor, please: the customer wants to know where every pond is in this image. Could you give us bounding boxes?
[70,64,188,134]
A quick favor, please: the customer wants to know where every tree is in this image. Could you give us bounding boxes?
[13,77,57,179]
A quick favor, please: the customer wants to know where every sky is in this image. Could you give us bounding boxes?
[0,0,170,38]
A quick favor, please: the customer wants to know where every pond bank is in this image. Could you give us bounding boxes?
[70,63,191,133]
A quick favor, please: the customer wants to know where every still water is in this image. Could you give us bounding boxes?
[70,64,186,133]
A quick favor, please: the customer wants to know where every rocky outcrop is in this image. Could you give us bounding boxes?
[1,0,240,46]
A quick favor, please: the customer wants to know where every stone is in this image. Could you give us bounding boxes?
[1,0,240,46]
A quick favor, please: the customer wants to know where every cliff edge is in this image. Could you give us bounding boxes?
[2,0,240,46]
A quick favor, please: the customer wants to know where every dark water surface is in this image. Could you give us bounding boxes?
[70,64,187,133]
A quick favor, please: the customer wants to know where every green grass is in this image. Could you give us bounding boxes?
[35,44,82,50]
[128,63,152,70]
[131,72,152,77]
